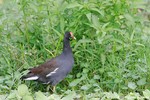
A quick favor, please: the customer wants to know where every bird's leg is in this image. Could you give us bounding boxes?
[46,85,50,92]
[47,85,56,93]
[52,86,56,93]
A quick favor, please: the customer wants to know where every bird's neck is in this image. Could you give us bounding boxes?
[63,38,72,54]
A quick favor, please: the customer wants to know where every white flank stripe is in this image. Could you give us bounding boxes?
[24,76,39,80]
[42,81,50,84]
[46,68,59,77]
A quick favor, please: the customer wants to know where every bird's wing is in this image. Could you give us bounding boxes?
[21,58,59,80]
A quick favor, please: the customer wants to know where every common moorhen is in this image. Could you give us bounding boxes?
[21,32,75,92]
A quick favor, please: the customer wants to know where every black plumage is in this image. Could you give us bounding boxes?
[21,32,75,90]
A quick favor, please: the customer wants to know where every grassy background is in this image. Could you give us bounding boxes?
[0,0,150,99]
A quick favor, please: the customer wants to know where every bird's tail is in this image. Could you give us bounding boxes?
[21,72,39,81]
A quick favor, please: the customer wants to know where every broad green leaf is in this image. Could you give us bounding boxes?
[137,78,146,86]
[18,84,29,97]
[0,95,7,100]
[107,72,114,77]
[97,37,104,44]
[94,75,100,79]
[121,86,128,90]
[81,84,91,90]
[111,92,120,99]
[131,74,139,79]
[69,79,81,87]
[23,95,34,100]
[7,92,16,99]
[0,85,9,89]
[48,94,62,100]
[103,92,120,99]
[99,68,104,74]
[66,2,82,9]
[35,91,48,100]
[124,14,135,26]
[92,15,100,29]
[143,89,150,99]
[114,78,121,83]
[90,8,104,16]
[14,71,22,79]
[128,82,137,90]
[124,14,134,22]
[83,68,89,73]
[0,76,5,83]
[89,79,96,84]
[61,91,76,100]
[125,92,140,100]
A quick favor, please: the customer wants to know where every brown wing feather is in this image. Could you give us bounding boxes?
[29,59,57,75]
[21,58,59,80]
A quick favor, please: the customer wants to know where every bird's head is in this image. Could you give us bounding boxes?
[65,32,76,40]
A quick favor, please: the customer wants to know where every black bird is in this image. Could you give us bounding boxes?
[21,32,76,92]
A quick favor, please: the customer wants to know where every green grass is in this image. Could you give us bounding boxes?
[0,0,150,99]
